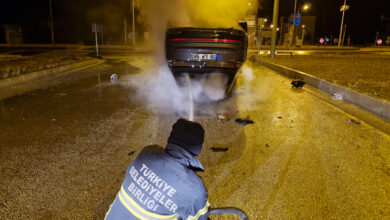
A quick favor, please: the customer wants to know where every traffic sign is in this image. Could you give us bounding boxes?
[289,14,301,26]
[377,39,383,45]
[92,23,100,57]
[92,23,100,33]
[320,38,324,44]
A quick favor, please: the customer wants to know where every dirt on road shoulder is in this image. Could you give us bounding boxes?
[0,54,90,79]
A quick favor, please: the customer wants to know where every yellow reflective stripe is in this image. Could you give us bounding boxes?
[186,201,210,220]
[104,198,115,220]
[118,192,148,220]
[120,185,178,220]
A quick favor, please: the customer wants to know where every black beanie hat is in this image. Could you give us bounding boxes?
[167,119,205,156]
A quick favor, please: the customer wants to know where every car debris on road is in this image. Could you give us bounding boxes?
[347,119,361,125]
[291,80,305,88]
[210,147,229,152]
[333,93,343,100]
[235,117,255,126]
[110,73,118,82]
[218,114,232,122]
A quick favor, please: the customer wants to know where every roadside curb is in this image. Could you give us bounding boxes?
[0,58,104,90]
[250,55,390,121]
[248,46,360,51]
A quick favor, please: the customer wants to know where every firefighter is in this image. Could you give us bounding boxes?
[105,118,209,220]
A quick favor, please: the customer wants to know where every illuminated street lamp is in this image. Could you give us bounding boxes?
[338,0,350,47]
[303,4,310,11]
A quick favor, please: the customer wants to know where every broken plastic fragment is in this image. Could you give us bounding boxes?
[347,119,361,125]
[291,80,305,88]
[333,93,343,100]
[235,117,255,125]
[210,147,228,152]
[110,73,118,82]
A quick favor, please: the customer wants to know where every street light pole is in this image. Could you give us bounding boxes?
[338,0,347,47]
[342,24,347,46]
[124,19,127,45]
[132,0,136,46]
[49,0,54,45]
[289,0,298,47]
[101,25,104,45]
[270,0,280,58]
[375,31,379,46]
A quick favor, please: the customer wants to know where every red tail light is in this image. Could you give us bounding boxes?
[169,38,241,43]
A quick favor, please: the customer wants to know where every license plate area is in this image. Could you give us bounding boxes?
[190,53,218,61]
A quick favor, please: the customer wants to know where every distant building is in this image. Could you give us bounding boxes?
[1,25,23,44]
[243,15,257,47]
[279,16,316,45]
[298,16,316,45]
[380,16,390,45]
[256,18,272,46]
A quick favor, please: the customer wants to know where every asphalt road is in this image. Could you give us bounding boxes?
[0,52,389,219]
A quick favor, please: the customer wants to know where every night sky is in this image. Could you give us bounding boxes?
[1,0,389,44]
[259,0,390,44]
[0,0,132,44]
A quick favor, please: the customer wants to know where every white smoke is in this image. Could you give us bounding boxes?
[121,58,230,118]
[121,0,258,119]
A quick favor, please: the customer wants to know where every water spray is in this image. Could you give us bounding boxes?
[185,74,194,121]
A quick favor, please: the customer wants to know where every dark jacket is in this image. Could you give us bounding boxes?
[105,144,209,220]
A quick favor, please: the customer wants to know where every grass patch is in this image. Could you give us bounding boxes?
[260,53,390,101]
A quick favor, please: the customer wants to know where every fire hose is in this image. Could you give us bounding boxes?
[207,208,249,220]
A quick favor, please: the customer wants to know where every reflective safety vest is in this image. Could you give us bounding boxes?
[117,185,179,220]
[105,144,209,220]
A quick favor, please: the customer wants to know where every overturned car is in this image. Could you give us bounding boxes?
[165,27,248,96]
